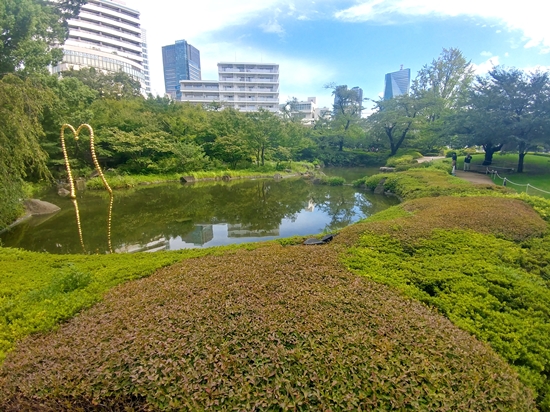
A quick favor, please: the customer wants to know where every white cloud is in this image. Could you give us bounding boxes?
[261,19,285,35]
[334,0,549,52]
[472,56,500,75]
[480,51,493,57]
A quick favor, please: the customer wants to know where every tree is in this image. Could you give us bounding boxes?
[327,84,364,151]
[0,75,53,228]
[368,94,427,156]
[412,48,475,150]
[60,67,142,99]
[246,109,284,166]
[459,67,550,169]
[0,0,86,77]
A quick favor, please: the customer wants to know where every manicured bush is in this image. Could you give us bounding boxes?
[338,195,550,408]
[313,176,346,186]
[385,155,416,167]
[0,245,245,363]
[0,245,535,411]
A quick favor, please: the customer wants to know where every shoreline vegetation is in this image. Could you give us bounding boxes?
[2,162,550,410]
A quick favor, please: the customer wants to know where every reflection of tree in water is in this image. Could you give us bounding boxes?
[2,179,398,254]
[309,186,362,232]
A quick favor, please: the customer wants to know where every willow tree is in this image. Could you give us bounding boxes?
[0,75,53,229]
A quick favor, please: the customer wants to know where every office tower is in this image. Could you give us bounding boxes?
[51,0,147,94]
[162,40,201,99]
[179,62,279,113]
[384,68,411,100]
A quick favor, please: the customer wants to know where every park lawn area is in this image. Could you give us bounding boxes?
[459,153,550,197]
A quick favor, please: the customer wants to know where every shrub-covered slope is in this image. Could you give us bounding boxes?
[0,245,534,411]
[339,195,550,408]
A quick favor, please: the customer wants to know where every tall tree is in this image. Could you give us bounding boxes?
[368,94,428,156]
[0,75,53,228]
[246,109,284,166]
[0,0,87,76]
[325,84,364,151]
[412,48,475,150]
[459,67,550,169]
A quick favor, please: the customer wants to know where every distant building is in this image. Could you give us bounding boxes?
[384,68,411,100]
[162,40,201,99]
[51,0,147,94]
[179,62,279,112]
[141,29,151,94]
[280,97,317,124]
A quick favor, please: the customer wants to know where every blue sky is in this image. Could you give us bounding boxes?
[127,0,549,109]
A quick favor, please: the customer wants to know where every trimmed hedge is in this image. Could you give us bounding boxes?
[0,245,535,411]
[338,195,550,408]
[0,245,250,364]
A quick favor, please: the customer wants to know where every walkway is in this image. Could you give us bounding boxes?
[416,157,495,186]
[454,170,495,185]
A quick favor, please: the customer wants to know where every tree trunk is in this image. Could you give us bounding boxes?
[338,136,344,152]
[517,152,526,173]
[261,146,265,166]
[482,143,503,165]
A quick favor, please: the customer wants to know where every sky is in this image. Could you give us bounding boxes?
[125,0,549,109]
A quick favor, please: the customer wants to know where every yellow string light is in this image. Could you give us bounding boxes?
[60,124,114,253]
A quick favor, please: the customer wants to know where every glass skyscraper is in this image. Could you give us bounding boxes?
[384,68,411,100]
[162,40,201,99]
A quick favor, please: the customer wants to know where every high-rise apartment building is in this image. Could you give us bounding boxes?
[179,62,279,112]
[141,29,151,94]
[162,40,201,99]
[51,0,147,94]
[384,68,411,100]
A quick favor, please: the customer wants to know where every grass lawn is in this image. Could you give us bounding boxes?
[459,153,550,197]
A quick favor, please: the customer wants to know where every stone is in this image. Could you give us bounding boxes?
[303,238,324,245]
[24,199,61,215]
[374,178,387,195]
[180,176,195,183]
[274,173,282,180]
[58,188,71,197]
[379,167,396,172]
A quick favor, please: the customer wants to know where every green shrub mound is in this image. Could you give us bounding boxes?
[0,246,534,411]
[339,196,550,408]
[0,246,240,363]
[355,169,509,200]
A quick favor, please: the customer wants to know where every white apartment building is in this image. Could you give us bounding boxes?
[51,0,147,94]
[280,97,318,125]
[180,62,279,112]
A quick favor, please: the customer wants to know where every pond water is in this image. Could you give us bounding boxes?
[1,177,398,254]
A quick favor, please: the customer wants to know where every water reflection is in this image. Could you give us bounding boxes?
[1,178,398,254]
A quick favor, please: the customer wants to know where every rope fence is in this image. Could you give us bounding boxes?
[491,171,550,196]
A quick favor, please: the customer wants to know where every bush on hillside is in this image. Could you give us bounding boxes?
[339,196,550,408]
[0,246,535,411]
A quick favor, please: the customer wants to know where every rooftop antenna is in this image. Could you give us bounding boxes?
[400,64,404,70]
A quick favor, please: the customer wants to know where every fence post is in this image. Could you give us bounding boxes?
[503,178,507,187]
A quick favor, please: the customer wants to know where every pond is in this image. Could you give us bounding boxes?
[1,177,398,254]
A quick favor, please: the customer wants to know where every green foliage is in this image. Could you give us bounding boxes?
[340,195,550,407]
[0,245,247,363]
[313,176,346,186]
[385,155,416,167]
[0,246,535,410]
[0,0,86,76]
[0,75,53,229]
[355,168,511,200]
